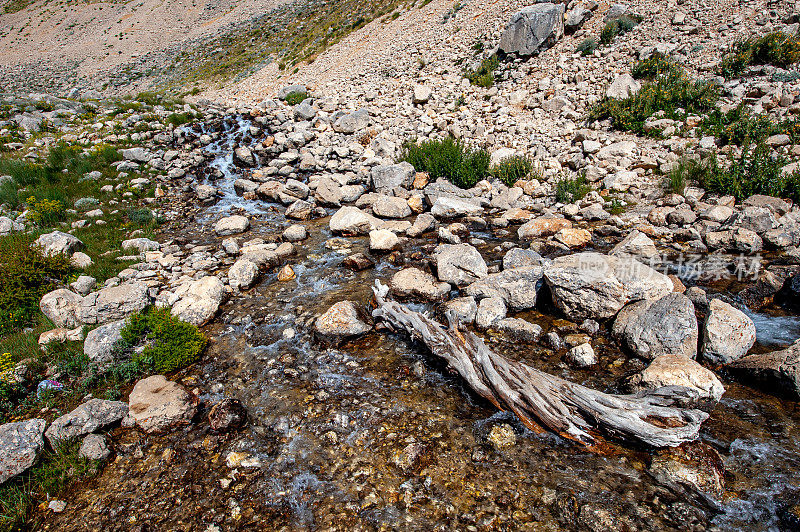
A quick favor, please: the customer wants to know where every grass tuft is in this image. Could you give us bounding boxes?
[465,54,499,88]
[490,155,534,187]
[555,174,590,203]
[719,31,800,79]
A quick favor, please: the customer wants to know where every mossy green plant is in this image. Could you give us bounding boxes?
[119,307,207,374]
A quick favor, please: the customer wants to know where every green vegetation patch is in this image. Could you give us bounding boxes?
[700,104,800,146]
[399,136,490,189]
[600,15,641,45]
[589,63,719,135]
[555,174,590,203]
[118,307,207,374]
[576,38,598,57]
[285,91,309,106]
[490,155,534,187]
[0,235,73,337]
[465,54,499,88]
[719,31,800,79]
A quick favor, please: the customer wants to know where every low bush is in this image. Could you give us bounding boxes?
[285,91,309,106]
[25,196,65,226]
[399,136,490,189]
[118,307,206,374]
[0,236,73,336]
[465,54,499,88]
[631,53,678,79]
[719,31,800,78]
[698,143,800,202]
[589,65,719,134]
[576,38,598,56]
[600,15,640,45]
[700,104,800,146]
[555,174,590,203]
[490,155,533,186]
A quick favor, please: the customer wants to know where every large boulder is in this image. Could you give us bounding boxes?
[233,146,256,167]
[502,248,545,270]
[79,282,151,325]
[329,206,379,235]
[369,229,400,252]
[728,339,800,398]
[214,215,250,236]
[518,217,572,241]
[465,266,543,311]
[0,419,46,484]
[627,354,725,402]
[434,244,488,287]
[543,252,673,320]
[314,301,371,342]
[228,258,260,291]
[171,276,224,326]
[701,299,756,364]
[83,319,125,368]
[371,163,415,192]
[332,109,370,134]
[610,229,659,259]
[128,375,196,433]
[34,231,83,257]
[498,3,565,56]
[612,293,698,360]
[122,238,160,254]
[44,399,128,446]
[391,268,450,301]
[430,197,483,218]
[40,289,84,328]
[372,195,412,219]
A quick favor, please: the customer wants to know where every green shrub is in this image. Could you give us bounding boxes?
[664,158,695,194]
[589,66,719,134]
[555,174,590,203]
[719,31,800,78]
[25,195,65,227]
[465,54,499,88]
[0,159,45,187]
[576,38,598,56]
[399,136,490,189]
[119,307,206,374]
[285,91,309,106]
[696,143,800,202]
[165,112,192,127]
[490,155,533,186]
[699,104,777,146]
[631,53,678,79]
[0,179,18,209]
[600,15,640,45]
[0,236,73,336]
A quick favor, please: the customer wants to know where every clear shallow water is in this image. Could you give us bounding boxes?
[743,309,800,348]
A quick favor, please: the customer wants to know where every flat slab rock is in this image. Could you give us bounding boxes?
[0,419,46,484]
[128,375,197,433]
[728,339,800,399]
[45,398,128,446]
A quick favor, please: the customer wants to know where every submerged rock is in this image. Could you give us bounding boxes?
[315,301,371,342]
[650,443,725,501]
[208,398,248,432]
[728,339,800,399]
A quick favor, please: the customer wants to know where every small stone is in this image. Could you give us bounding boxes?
[79,433,111,460]
[567,343,597,367]
[208,399,248,432]
[488,423,516,449]
[277,265,296,281]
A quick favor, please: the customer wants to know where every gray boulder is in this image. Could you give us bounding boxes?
[372,195,412,219]
[612,293,698,360]
[492,317,543,342]
[543,252,673,320]
[214,215,250,236]
[35,231,83,257]
[228,258,260,291]
[701,299,756,364]
[371,162,415,192]
[329,206,379,235]
[83,319,126,368]
[44,399,128,446]
[233,146,256,167]
[606,73,641,99]
[128,375,196,433]
[498,3,565,56]
[434,244,488,286]
[40,289,84,328]
[171,276,224,326]
[502,248,545,270]
[332,109,370,134]
[628,354,725,402]
[0,419,46,484]
[475,297,508,329]
[122,238,160,254]
[465,266,543,311]
[430,196,483,218]
[79,283,151,325]
[79,433,111,460]
[391,268,450,301]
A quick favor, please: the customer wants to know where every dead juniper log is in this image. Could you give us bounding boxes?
[371,281,708,447]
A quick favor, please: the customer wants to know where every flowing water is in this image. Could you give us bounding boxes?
[44,117,800,531]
